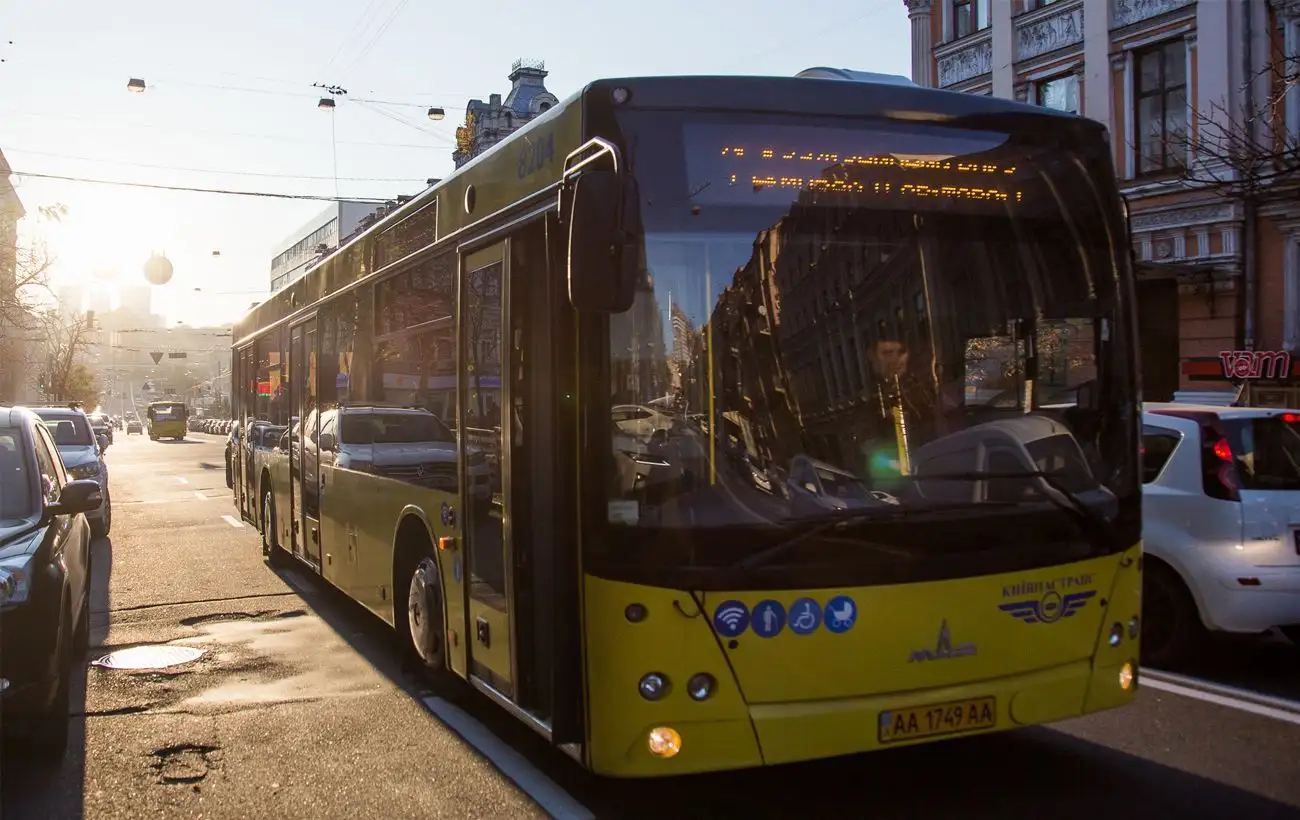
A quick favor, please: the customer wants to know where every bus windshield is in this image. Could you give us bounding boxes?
[599,110,1139,589]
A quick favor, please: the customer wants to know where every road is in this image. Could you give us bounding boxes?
[2,432,1299,819]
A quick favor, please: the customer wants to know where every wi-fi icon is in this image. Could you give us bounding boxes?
[715,603,749,633]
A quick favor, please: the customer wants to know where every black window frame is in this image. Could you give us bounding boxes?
[1134,39,1188,176]
[1141,424,1182,484]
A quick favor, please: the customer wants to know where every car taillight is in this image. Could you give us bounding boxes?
[1203,432,1240,502]
[1281,412,1299,424]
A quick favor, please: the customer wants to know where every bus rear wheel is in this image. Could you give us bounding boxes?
[398,549,449,681]
[261,488,289,567]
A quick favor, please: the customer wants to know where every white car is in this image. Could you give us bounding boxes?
[1140,403,1300,665]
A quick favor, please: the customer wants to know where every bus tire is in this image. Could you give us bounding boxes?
[1141,560,1202,668]
[261,487,289,568]
[395,529,449,681]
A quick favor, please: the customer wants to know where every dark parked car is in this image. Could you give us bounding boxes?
[0,406,103,759]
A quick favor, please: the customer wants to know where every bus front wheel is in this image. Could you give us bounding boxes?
[397,546,449,681]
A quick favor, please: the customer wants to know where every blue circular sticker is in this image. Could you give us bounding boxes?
[750,600,786,638]
[787,598,822,635]
[712,600,750,638]
[824,596,858,634]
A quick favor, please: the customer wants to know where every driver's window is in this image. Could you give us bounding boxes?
[32,426,64,503]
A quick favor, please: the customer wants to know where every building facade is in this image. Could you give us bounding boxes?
[906,0,1300,403]
[0,147,37,403]
[269,200,378,293]
[452,60,559,169]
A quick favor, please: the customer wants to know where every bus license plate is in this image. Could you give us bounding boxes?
[878,696,997,744]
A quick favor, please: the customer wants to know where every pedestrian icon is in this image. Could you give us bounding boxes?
[788,598,822,635]
[712,600,750,638]
[824,596,857,634]
[751,600,786,638]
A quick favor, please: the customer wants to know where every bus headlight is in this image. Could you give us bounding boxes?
[1119,661,1136,691]
[647,727,681,758]
[638,673,669,701]
[687,673,716,701]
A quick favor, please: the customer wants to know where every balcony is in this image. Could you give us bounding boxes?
[1015,0,1084,63]
[935,28,993,88]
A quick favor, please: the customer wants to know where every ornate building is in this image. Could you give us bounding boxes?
[905,0,1300,404]
[452,60,560,169]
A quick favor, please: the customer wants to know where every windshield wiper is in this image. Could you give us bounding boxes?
[915,470,1117,549]
[714,501,1020,579]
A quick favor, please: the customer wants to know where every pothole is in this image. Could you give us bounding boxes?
[180,611,274,626]
[92,645,205,671]
[150,743,220,784]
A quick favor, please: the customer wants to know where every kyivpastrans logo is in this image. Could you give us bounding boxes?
[998,573,1096,624]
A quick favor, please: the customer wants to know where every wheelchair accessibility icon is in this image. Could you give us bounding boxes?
[788,598,822,635]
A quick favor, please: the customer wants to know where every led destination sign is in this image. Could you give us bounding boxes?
[683,122,1034,209]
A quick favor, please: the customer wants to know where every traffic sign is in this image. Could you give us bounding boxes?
[150,351,163,364]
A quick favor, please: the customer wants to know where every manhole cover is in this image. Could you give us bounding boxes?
[92,645,206,671]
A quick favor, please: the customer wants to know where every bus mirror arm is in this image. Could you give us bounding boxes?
[566,169,641,314]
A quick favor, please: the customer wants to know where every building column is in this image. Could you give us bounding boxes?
[1274,0,1300,139]
[991,0,1014,99]
[1284,233,1300,353]
[905,0,935,87]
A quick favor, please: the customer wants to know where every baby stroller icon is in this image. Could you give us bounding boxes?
[827,599,855,629]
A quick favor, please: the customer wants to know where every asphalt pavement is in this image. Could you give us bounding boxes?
[2,431,1299,819]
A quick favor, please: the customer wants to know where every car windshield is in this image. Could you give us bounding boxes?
[1223,415,1300,490]
[34,412,95,447]
[0,430,35,521]
[341,412,454,445]
[595,109,1138,589]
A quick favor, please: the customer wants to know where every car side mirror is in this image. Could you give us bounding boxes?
[44,478,103,522]
[318,432,337,451]
[97,434,109,451]
[567,169,641,314]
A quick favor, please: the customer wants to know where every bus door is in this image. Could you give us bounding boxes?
[289,318,323,570]
[458,214,580,742]
[236,344,256,520]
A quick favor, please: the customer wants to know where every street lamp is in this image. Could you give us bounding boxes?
[318,97,336,110]
[127,78,146,93]
[427,107,445,121]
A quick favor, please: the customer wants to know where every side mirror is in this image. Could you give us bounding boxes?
[319,432,337,451]
[567,169,641,313]
[97,434,109,451]
[45,478,104,521]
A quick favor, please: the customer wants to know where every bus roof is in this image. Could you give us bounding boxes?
[234,73,1104,344]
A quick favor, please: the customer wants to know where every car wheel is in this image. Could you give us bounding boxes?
[90,491,111,538]
[262,488,289,567]
[1141,562,1202,668]
[31,610,73,760]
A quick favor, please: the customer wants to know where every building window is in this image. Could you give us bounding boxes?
[1037,74,1079,114]
[954,0,990,39]
[1135,40,1188,174]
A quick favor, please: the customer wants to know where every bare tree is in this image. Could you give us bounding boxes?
[1179,51,1299,198]
[38,307,97,404]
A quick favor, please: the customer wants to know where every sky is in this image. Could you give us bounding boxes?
[0,0,911,327]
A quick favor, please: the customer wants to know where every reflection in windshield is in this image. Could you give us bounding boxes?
[0,431,34,520]
[37,414,94,447]
[598,111,1139,587]
[341,412,454,444]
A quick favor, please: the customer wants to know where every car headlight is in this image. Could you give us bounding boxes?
[0,554,36,606]
[68,463,101,480]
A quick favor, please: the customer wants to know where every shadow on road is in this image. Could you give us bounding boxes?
[1,533,112,820]
[1154,631,1300,701]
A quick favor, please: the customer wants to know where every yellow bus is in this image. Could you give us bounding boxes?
[146,400,188,441]
[230,69,1143,777]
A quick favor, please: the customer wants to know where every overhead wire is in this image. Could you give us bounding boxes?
[4,147,430,183]
[338,0,414,79]
[8,170,393,203]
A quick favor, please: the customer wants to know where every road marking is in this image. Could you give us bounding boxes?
[1142,673,1300,727]
[175,476,189,485]
[221,515,244,528]
[421,696,594,820]
[194,491,208,501]
[1143,669,1300,715]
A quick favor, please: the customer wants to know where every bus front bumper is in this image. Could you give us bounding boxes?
[594,656,1138,777]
